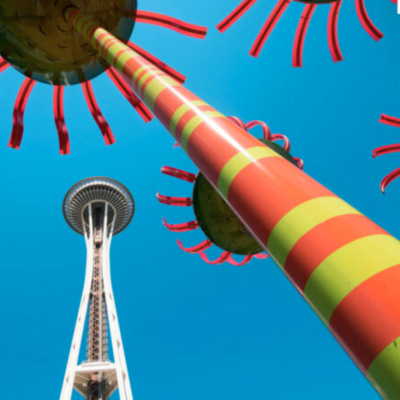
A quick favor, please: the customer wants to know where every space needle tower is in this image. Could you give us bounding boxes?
[60,177,135,400]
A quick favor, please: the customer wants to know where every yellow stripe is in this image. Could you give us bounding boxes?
[170,101,207,138]
[105,42,125,67]
[132,65,158,90]
[217,146,280,199]
[115,50,139,72]
[304,234,400,322]
[267,197,360,268]
[181,111,223,151]
[137,69,165,95]
[143,75,180,111]
[367,336,400,400]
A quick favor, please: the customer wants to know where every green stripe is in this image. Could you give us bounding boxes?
[181,111,223,151]
[367,336,400,400]
[170,101,207,138]
[305,234,400,323]
[217,146,280,199]
[267,197,359,268]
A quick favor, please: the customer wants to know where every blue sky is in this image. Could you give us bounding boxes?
[0,0,399,399]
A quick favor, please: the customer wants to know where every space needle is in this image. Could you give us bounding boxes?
[60,177,135,400]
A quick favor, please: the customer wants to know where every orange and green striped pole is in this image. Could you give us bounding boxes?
[66,7,400,399]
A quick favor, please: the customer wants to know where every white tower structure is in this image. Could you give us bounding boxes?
[60,177,135,400]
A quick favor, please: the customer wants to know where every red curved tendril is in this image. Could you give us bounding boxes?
[161,166,196,182]
[379,114,400,129]
[53,86,70,155]
[270,133,290,151]
[227,254,253,266]
[328,1,343,63]
[216,0,259,33]
[157,193,193,206]
[388,0,396,3]
[293,4,316,68]
[177,239,213,253]
[228,116,246,130]
[163,218,199,232]
[8,78,36,150]
[126,41,186,84]
[106,67,153,122]
[373,144,400,159]
[355,0,383,41]
[246,120,272,139]
[131,10,207,39]
[0,57,10,74]
[82,81,115,146]
[293,157,304,170]
[250,0,290,58]
[200,251,231,264]
[254,253,269,260]
[380,167,400,193]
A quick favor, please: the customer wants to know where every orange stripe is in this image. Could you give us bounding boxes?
[285,214,387,290]
[226,157,333,246]
[330,265,400,370]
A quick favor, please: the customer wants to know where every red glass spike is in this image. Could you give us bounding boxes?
[270,133,290,151]
[293,4,317,68]
[126,41,186,84]
[82,82,115,146]
[177,239,213,253]
[293,157,304,170]
[132,10,207,39]
[380,167,400,193]
[328,1,343,63]
[254,253,269,260]
[379,114,400,128]
[161,166,196,182]
[373,144,400,159]
[246,120,272,139]
[228,116,246,130]
[106,67,153,122]
[163,218,199,232]
[227,255,253,266]
[8,78,36,150]
[0,57,10,74]
[156,193,193,206]
[53,86,70,155]
[199,251,231,264]
[355,0,383,41]
[216,0,259,33]
[250,0,290,58]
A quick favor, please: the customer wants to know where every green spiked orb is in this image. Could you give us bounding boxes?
[193,140,299,255]
[0,0,136,85]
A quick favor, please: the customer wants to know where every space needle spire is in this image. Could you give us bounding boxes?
[60,177,135,400]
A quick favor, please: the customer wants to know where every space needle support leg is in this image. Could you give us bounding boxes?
[66,8,400,399]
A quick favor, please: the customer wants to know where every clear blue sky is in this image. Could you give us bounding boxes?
[0,0,399,399]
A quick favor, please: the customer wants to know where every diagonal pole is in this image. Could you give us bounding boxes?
[66,7,400,399]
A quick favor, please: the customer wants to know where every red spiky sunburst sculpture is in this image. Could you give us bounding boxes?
[157,117,303,266]
[373,114,400,193]
[217,0,391,67]
[0,2,207,154]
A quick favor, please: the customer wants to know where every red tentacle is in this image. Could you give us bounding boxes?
[200,251,231,264]
[250,0,290,58]
[8,78,36,150]
[163,218,199,232]
[82,81,115,146]
[227,255,253,266]
[132,10,207,39]
[328,1,343,63]
[216,0,259,32]
[380,167,400,193]
[254,253,270,259]
[126,41,186,84]
[105,67,153,122]
[293,4,317,68]
[293,157,304,170]
[245,120,272,139]
[379,114,400,128]
[53,86,70,155]
[373,144,400,158]
[355,0,383,41]
[389,0,396,3]
[177,239,213,253]
[156,193,193,206]
[228,116,246,130]
[161,166,196,182]
[0,57,10,74]
[270,133,290,151]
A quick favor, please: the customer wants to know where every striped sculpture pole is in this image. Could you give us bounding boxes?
[66,8,400,399]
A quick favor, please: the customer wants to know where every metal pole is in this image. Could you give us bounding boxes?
[66,8,400,399]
